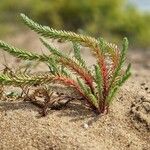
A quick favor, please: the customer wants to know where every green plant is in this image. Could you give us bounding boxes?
[0,14,131,114]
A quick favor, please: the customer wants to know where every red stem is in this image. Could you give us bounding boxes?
[53,76,97,110]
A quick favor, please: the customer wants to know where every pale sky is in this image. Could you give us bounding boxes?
[128,0,150,11]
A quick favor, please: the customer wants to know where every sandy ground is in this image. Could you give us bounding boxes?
[0,32,150,150]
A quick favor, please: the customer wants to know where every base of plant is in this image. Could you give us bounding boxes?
[0,14,131,116]
[24,96,109,116]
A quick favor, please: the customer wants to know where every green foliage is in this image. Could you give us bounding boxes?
[94,65,103,100]
[0,0,149,48]
[0,14,131,114]
[73,43,86,69]
[0,40,51,62]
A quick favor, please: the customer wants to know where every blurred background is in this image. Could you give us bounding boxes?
[0,0,149,49]
[0,0,149,101]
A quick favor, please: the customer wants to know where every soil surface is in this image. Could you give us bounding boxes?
[0,32,150,150]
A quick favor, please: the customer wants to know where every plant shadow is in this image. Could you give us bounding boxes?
[0,100,102,125]
[0,100,39,112]
[55,101,100,122]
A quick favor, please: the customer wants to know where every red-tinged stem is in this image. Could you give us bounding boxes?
[96,102,109,114]
[94,48,109,114]
[98,56,109,100]
[52,76,97,110]
[59,58,95,94]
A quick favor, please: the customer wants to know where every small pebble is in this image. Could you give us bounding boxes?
[83,123,89,129]
[140,96,145,101]
[141,83,145,86]
[143,102,150,112]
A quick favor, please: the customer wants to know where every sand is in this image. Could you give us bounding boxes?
[0,32,149,150]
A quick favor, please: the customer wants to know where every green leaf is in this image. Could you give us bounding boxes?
[48,57,59,75]
[0,40,51,62]
[107,63,131,103]
[20,13,98,48]
[60,66,70,77]
[88,94,99,108]
[94,65,103,100]
[73,43,86,68]
[77,78,89,95]
[40,38,65,58]
[98,37,106,53]
[77,78,98,108]
[109,37,129,89]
